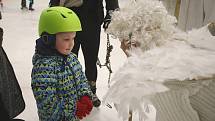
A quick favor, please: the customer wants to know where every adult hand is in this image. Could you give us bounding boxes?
[103,10,113,30]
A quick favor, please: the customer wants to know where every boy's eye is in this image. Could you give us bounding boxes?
[64,38,70,41]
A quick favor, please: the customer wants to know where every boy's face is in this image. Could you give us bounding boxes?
[55,32,76,55]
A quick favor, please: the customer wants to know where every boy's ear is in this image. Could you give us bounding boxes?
[41,33,56,45]
[42,34,50,44]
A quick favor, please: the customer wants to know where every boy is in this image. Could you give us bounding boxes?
[49,0,119,107]
[31,7,93,121]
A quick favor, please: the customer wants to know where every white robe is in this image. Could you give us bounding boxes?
[178,0,215,31]
[104,25,215,121]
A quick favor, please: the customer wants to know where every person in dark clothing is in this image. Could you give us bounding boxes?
[0,12,25,121]
[29,0,34,11]
[0,0,3,8]
[0,95,24,121]
[49,0,119,107]
[21,0,27,10]
[21,0,34,11]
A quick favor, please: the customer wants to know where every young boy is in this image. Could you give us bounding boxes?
[31,7,93,121]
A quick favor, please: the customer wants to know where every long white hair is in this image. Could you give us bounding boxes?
[107,0,177,51]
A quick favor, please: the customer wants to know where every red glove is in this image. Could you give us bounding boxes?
[75,96,93,119]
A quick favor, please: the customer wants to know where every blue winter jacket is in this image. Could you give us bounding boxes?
[31,53,93,121]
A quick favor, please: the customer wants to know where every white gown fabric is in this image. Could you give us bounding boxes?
[104,0,215,121]
[178,0,215,31]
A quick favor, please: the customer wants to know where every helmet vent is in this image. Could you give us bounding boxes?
[68,12,73,14]
[61,13,66,18]
[46,10,53,12]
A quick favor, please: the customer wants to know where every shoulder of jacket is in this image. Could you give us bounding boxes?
[33,55,59,69]
[67,53,78,62]
[69,52,78,58]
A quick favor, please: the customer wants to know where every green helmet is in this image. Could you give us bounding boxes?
[39,7,82,36]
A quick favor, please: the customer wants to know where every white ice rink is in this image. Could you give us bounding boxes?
[1,0,127,120]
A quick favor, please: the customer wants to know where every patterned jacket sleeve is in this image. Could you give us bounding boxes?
[31,61,62,120]
[72,56,94,99]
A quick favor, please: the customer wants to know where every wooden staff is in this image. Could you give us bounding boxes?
[128,110,132,121]
[174,0,181,20]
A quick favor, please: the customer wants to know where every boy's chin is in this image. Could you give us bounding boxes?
[61,51,71,55]
[63,53,70,55]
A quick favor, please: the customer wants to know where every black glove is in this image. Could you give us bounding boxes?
[103,10,114,30]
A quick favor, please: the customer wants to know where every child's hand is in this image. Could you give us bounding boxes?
[75,96,93,119]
